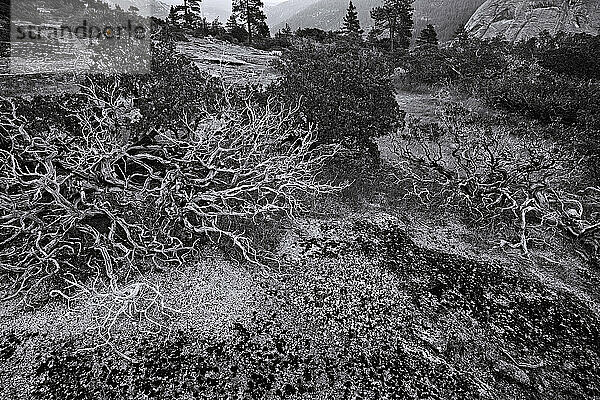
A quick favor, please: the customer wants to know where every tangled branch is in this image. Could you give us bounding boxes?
[0,77,339,302]
[389,106,599,258]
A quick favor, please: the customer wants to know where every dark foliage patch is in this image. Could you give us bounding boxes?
[352,221,600,397]
[0,333,21,361]
[271,42,403,155]
[33,322,320,400]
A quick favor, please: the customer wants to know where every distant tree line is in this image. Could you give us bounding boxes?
[162,0,444,53]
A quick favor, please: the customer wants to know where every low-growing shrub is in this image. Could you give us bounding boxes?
[400,32,600,183]
[388,105,600,258]
[0,67,338,302]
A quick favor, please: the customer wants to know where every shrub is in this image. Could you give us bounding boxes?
[517,31,600,81]
[397,45,459,87]
[389,105,600,258]
[270,42,403,158]
[401,33,600,179]
[87,42,228,135]
[0,67,337,302]
[294,28,333,43]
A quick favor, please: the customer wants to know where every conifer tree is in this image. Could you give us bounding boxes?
[342,1,363,37]
[370,0,414,52]
[184,0,202,27]
[211,18,225,36]
[232,0,268,44]
[226,14,239,33]
[226,14,249,42]
[417,24,438,46]
[281,23,292,37]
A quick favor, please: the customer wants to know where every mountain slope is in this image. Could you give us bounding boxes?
[266,0,321,29]
[108,0,170,18]
[271,0,487,42]
[415,0,487,41]
[465,0,600,41]
[200,0,231,22]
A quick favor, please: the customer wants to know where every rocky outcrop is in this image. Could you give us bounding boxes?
[465,0,600,41]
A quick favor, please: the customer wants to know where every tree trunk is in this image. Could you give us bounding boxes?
[246,0,253,44]
[390,18,395,52]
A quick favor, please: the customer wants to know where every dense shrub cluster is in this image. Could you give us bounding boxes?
[271,42,403,158]
[388,104,599,259]
[517,32,600,81]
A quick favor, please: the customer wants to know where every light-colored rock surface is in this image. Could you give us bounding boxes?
[465,0,600,41]
[176,37,279,84]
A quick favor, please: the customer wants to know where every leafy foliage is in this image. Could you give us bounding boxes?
[271,42,403,157]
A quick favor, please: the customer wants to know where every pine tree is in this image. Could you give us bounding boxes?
[226,14,248,42]
[211,18,225,36]
[226,14,239,33]
[453,26,469,43]
[168,6,177,25]
[256,21,270,38]
[370,0,414,52]
[342,1,363,37]
[281,23,292,37]
[417,24,438,46]
[232,0,268,44]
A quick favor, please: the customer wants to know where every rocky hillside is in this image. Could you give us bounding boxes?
[465,0,600,41]
[176,37,278,83]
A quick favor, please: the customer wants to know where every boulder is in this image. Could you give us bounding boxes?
[465,0,600,41]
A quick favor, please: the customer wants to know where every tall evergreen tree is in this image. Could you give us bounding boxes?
[184,0,203,27]
[417,24,438,46]
[232,0,268,44]
[370,0,414,52]
[257,21,270,38]
[226,14,239,33]
[342,1,363,37]
[210,18,225,36]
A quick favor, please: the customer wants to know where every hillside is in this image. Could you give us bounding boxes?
[465,0,600,41]
[107,0,170,18]
[1,14,600,400]
[176,36,278,83]
[271,0,486,42]
[266,0,321,30]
